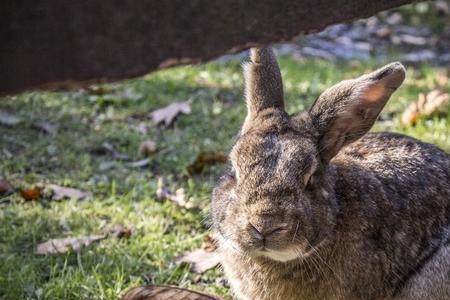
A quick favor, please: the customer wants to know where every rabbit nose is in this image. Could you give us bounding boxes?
[248,222,285,240]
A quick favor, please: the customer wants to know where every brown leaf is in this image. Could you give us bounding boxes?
[20,186,42,201]
[156,177,203,209]
[138,140,158,157]
[187,152,228,175]
[156,177,191,208]
[402,90,449,126]
[201,234,218,253]
[0,178,14,195]
[149,101,191,126]
[120,285,224,300]
[101,142,131,161]
[109,224,136,239]
[47,184,92,201]
[36,235,105,254]
[174,248,221,274]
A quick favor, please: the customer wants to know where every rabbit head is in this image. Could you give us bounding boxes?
[211,48,405,262]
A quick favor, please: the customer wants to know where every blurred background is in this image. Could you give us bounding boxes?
[0,2,449,299]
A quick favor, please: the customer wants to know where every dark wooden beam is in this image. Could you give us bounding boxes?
[0,0,414,94]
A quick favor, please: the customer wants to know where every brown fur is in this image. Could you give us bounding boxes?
[211,47,450,299]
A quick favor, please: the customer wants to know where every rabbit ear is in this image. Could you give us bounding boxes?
[309,62,406,163]
[242,47,284,132]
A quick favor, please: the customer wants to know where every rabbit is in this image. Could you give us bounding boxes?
[211,47,450,300]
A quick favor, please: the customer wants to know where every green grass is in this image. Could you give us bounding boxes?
[1,55,449,300]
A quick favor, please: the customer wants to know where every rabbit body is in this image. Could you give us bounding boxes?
[211,47,450,300]
[218,132,450,300]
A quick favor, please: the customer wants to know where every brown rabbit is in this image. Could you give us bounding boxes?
[211,47,450,300]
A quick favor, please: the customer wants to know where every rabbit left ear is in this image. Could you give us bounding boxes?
[242,48,285,133]
[309,62,406,163]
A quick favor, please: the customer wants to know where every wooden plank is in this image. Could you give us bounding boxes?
[0,0,413,94]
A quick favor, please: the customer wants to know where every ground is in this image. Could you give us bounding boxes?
[1,6,450,300]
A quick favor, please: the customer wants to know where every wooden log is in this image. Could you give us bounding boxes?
[0,0,414,94]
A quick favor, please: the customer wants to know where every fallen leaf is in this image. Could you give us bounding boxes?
[109,224,135,239]
[138,140,158,157]
[156,177,199,209]
[47,184,92,201]
[201,234,218,253]
[20,186,42,201]
[101,142,131,161]
[187,152,228,175]
[36,235,105,255]
[0,178,14,195]
[174,247,221,273]
[173,235,219,274]
[0,111,21,126]
[149,101,191,126]
[402,90,450,126]
[125,158,150,168]
[120,285,224,300]
[32,121,58,135]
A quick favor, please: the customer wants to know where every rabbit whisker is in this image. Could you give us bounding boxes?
[292,220,300,242]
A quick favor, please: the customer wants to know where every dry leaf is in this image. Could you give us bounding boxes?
[125,158,150,168]
[0,178,14,195]
[174,235,220,274]
[188,152,228,175]
[201,234,218,253]
[0,111,21,126]
[156,177,199,209]
[156,177,187,207]
[175,248,221,274]
[101,142,131,161]
[20,186,42,201]
[36,235,105,254]
[149,101,191,126]
[47,184,92,201]
[402,90,449,126]
[120,285,224,300]
[138,140,158,157]
[109,224,135,239]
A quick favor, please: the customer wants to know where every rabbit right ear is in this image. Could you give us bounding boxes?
[242,47,284,133]
[309,62,406,163]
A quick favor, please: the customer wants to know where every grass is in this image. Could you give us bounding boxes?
[0,53,449,300]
